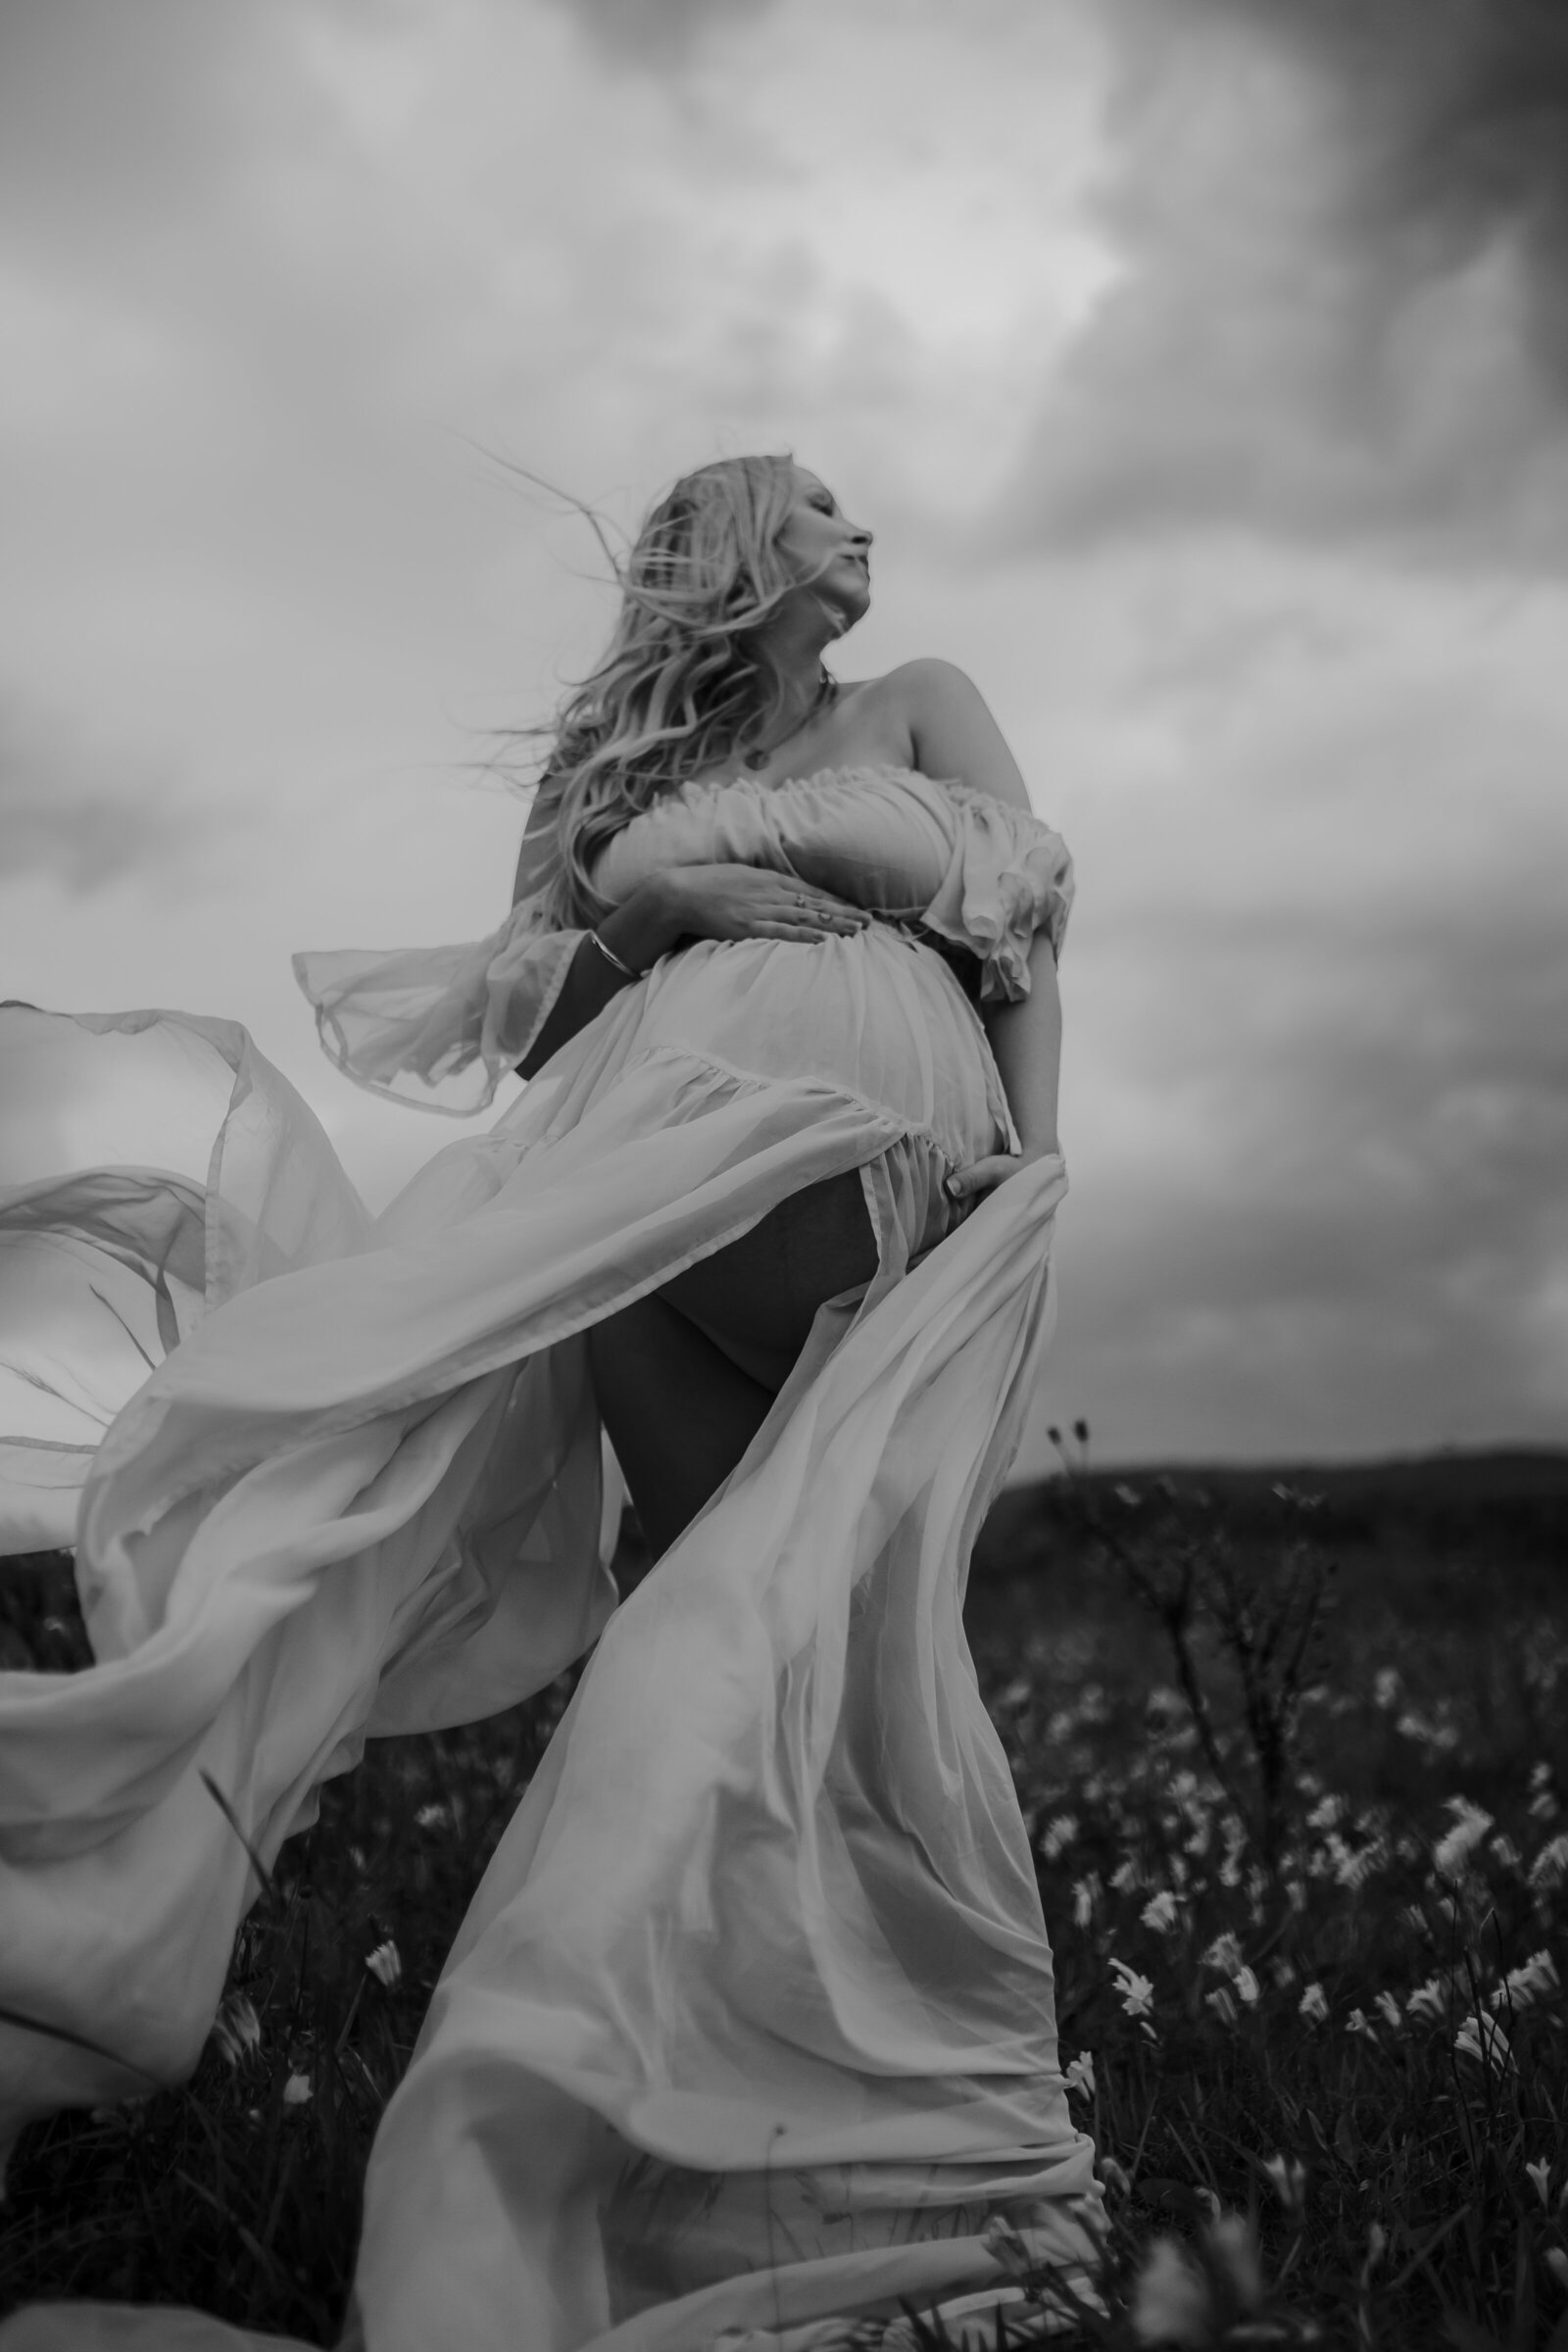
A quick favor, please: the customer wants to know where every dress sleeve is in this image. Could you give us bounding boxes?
[918,783,1075,1004]
[292,891,584,1116]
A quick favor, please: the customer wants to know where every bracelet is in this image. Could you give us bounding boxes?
[589,928,644,983]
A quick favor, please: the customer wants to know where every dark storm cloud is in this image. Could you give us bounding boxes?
[0,705,190,891]
[541,0,778,69]
[998,0,1568,568]
[1052,853,1568,1458]
[1208,0,1568,368]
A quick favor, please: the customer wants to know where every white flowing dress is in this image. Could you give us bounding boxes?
[0,764,1100,2350]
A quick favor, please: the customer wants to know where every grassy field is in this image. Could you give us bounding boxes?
[2,1447,1566,2348]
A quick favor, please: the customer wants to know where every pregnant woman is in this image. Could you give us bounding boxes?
[0,455,1101,2348]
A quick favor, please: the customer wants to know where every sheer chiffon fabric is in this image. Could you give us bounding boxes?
[0,767,1099,2348]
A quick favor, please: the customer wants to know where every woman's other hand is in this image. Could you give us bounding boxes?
[943,1139,1062,1206]
[653,863,871,947]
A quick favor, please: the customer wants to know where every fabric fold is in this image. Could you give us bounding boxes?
[0,760,1097,2350]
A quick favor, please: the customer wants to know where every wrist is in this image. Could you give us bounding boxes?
[604,875,683,967]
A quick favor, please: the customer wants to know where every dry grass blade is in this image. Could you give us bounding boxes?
[0,1998,157,2082]
[200,1768,279,1909]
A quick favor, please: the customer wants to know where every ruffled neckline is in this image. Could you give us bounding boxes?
[667,760,950,808]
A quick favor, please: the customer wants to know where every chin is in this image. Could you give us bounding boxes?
[833,583,871,635]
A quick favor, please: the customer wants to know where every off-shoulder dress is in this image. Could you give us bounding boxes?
[0,763,1101,2351]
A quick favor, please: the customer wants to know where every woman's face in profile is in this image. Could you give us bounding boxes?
[775,467,873,636]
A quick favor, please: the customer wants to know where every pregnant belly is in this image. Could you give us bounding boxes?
[621,922,1012,1167]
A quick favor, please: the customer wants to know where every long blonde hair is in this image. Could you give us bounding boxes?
[522,454,835,927]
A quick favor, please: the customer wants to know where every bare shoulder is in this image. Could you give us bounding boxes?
[884,655,983,704]
[842,658,993,738]
[876,659,1032,810]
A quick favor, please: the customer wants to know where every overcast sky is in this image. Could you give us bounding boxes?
[4,0,1566,1469]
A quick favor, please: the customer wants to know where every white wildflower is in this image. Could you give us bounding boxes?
[1490,1949,1560,2014]
[1375,1990,1402,2031]
[1071,1875,1099,1930]
[1529,1834,1568,1892]
[1205,1985,1239,2026]
[1109,1856,1142,1894]
[1398,1706,1460,1753]
[1038,1813,1078,1860]
[1433,1797,1494,1879]
[1528,1763,1558,1822]
[1271,1957,1298,1990]
[1262,2154,1306,2217]
[365,1938,402,1988]
[281,2071,313,2107]
[1490,1834,1521,1871]
[1206,2212,1264,2308]
[211,1993,262,2069]
[979,2213,1034,2280]
[1526,2158,1551,2210]
[1306,1793,1345,1831]
[1346,2008,1376,2038]
[1234,1965,1261,2007]
[1373,1668,1400,1712]
[1062,2051,1096,2103]
[1202,1932,1245,1978]
[1330,1831,1388,1889]
[1109,1959,1154,2020]
[1548,2248,1568,2292]
[1141,1889,1180,1935]
[1128,2236,1209,2348]
[1454,2010,1515,2076]
[1183,1812,1213,1860]
[415,1803,446,1831]
[1406,1977,1448,2025]
[1298,1981,1330,2024]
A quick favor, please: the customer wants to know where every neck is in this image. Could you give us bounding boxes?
[752,596,838,720]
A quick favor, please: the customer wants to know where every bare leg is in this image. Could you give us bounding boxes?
[588,1294,776,1561]
[588,1172,878,1560]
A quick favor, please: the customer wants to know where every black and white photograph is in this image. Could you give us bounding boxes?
[2,4,1565,2345]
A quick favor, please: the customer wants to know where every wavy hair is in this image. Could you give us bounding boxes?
[516,454,837,928]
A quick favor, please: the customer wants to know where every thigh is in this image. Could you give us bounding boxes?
[588,1294,775,1565]
[660,1169,879,1392]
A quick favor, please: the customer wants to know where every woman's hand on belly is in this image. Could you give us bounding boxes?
[516,866,870,1078]
[652,862,871,947]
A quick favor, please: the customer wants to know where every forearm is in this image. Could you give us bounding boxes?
[982,935,1062,1154]
[515,878,682,1079]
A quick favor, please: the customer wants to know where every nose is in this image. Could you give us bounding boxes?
[845,520,871,557]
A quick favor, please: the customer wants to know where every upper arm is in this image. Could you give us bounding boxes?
[895,659,1032,812]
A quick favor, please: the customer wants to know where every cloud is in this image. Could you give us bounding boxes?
[1048,901,1568,1459]
[1025,551,1568,1460]
[1,0,1560,1472]
[538,0,779,69]
[995,0,1568,570]
[1207,0,1568,343]
[0,703,195,891]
